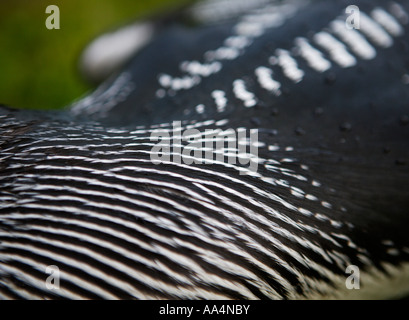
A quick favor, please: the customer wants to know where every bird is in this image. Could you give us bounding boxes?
[1,0,409,300]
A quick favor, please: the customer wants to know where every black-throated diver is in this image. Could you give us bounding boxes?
[1,0,409,299]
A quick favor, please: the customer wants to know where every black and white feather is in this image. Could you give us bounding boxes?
[1,0,409,300]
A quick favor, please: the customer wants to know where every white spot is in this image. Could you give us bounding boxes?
[158,74,172,87]
[305,194,318,201]
[159,74,201,91]
[215,119,229,126]
[195,104,205,114]
[294,37,332,72]
[387,248,400,256]
[315,213,330,222]
[276,179,290,188]
[313,31,357,68]
[382,240,395,246]
[359,12,394,48]
[205,47,240,61]
[233,80,257,107]
[330,20,377,60]
[321,201,332,209]
[180,61,222,77]
[312,180,322,187]
[291,190,304,199]
[330,220,343,229]
[371,7,404,37]
[298,208,313,216]
[255,67,281,95]
[224,36,252,49]
[268,145,280,151]
[235,21,265,37]
[211,90,228,113]
[280,158,295,163]
[291,186,305,195]
[252,141,266,148]
[275,49,305,83]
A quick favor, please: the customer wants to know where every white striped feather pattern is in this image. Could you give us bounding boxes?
[0,115,363,299]
[2,1,409,300]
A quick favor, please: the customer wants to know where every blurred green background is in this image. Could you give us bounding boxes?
[0,0,189,110]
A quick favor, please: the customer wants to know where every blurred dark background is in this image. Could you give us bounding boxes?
[0,0,190,110]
